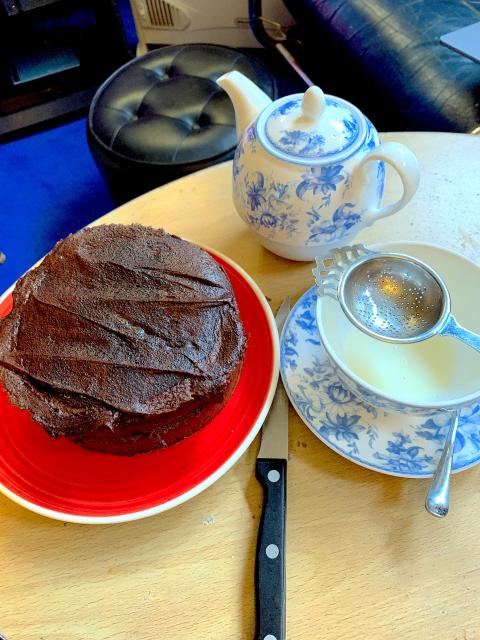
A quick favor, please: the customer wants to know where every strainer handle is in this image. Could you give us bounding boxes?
[439,315,480,353]
[356,141,420,223]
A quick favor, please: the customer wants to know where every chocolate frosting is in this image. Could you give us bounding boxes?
[0,225,246,444]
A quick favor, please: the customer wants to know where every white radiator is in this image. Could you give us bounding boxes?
[129,0,295,52]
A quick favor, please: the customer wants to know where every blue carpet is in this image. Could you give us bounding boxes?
[0,117,116,293]
[0,0,137,295]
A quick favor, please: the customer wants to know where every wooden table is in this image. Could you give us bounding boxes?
[2,132,480,640]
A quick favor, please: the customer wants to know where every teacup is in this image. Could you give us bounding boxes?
[316,241,480,415]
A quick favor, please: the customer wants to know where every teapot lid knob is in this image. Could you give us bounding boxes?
[301,86,326,122]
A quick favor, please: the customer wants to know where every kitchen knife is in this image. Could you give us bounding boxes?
[255,296,290,640]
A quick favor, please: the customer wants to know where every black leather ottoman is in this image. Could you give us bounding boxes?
[87,44,277,203]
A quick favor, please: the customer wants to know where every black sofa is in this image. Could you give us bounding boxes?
[280,0,480,133]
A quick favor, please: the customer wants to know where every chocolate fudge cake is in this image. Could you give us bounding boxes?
[0,225,246,455]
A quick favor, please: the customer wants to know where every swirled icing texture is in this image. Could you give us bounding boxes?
[0,225,246,455]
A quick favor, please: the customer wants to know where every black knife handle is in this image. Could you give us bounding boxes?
[255,458,286,640]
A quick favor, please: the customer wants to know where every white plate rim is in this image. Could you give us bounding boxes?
[0,245,279,524]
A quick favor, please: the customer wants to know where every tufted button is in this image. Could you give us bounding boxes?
[88,44,277,203]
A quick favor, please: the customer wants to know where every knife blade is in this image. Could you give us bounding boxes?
[255,296,290,640]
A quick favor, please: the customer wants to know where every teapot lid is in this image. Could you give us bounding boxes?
[256,87,366,165]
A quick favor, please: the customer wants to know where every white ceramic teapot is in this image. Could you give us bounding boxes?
[217,71,420,261]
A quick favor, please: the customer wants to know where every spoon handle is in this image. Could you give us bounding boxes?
[425,411,459,518]
[440,315,480,353]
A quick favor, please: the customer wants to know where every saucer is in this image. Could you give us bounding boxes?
[280,287,480,478]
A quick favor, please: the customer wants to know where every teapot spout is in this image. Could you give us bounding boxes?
[217,71,272,141]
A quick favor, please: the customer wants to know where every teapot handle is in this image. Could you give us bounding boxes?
[355,141,420,223]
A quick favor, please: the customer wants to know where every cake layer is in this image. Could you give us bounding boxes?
[0,225,246,454]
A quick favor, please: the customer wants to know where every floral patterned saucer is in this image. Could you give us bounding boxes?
[280,287,480,478]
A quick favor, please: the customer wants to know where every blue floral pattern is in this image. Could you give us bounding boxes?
[232,115,386,247]
[296,164,346,202]
[245,172,267,211]
[280,287,480,477]
[376,161,385,201]
[276,130,326,157]
[364,119,377,150]
[246,125,257,152]
[241,171,299,238]
[343,116,359,140]
[264,96,361,159]
[306,203,362,243]
[233,126,257,183]
[275,100,298,116]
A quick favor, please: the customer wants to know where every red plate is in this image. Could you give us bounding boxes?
[0,249,278,523]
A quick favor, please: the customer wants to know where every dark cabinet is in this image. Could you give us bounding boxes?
[0,0,131,138]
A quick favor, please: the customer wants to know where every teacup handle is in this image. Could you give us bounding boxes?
[355,141,420,223]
